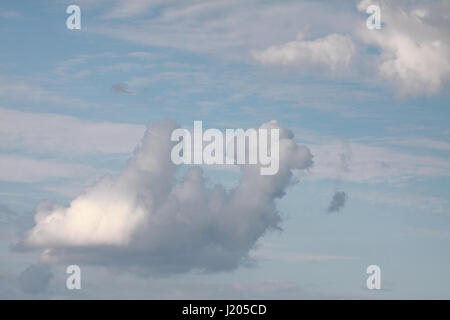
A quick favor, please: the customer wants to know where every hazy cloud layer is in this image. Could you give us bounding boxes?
[20,120,313,275]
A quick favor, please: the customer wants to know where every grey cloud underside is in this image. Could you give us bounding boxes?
[19,119,313,275]
[0,204,30,234]
[19,264,53,295]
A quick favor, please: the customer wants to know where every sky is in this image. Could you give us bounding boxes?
[0,0,449,299]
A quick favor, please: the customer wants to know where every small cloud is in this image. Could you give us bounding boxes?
[111,83,133,94]
[327,191,347,213]
[252,33,355,71]
[19,264,53,295]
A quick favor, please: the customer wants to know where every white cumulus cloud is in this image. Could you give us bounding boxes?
[20,119,313,275]
[357,0,450,96]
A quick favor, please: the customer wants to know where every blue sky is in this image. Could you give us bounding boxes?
[0,0,449,299]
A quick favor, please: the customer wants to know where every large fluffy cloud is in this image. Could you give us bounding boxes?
[358,0,450,96]
[20,119,313,275]
[250,0,450,96]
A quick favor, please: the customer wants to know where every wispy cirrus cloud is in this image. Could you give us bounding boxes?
[90,0,356,60]
[307,141,450,183]
[251,248,357,263]
[0,75,97,108]
[0,107,145,155]
[0,155,94,183]
[352,191,450,215]
[58,0,450,98]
